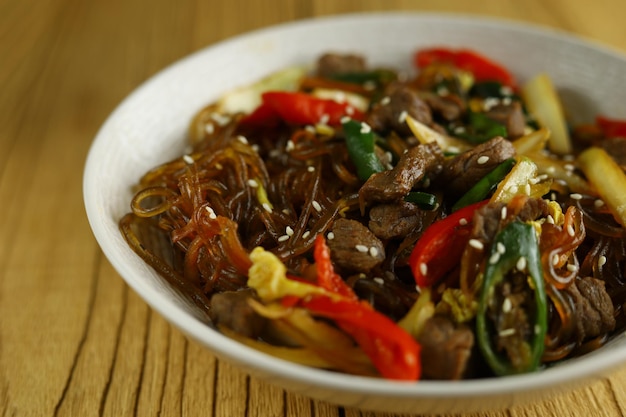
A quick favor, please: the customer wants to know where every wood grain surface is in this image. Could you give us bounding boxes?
[1,0,625,416]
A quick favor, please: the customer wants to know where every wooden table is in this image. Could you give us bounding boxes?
[2,0,626,415]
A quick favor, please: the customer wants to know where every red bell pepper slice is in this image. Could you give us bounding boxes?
[409,200,489,288]
[313,235,358,300]
[241,91,364,127]
[414,47,516,87]
[300,295,421,380]
[596,115,626,138]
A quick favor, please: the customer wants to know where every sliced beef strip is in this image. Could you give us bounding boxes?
[327,218,385,273]
[316,53,366,77]
[438,136,516,198]
[420,91,466,122]
[417,315,475,380]
[484,100,526,139]
[209,289,267,338]
[563,276,616,343]
[359,142,444,205]
[367,83,433,136]
[368,201,424,240]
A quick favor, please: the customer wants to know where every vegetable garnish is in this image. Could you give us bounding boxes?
[342,119,386,181]
[476,221,548,376]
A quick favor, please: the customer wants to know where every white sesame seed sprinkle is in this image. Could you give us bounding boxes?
[183,155,194,164]
[497,242,506,254]
[205,123,215,134]
[564,163,575,172]
[546,214,555,225]
[305,125,316,133]
[286,140,295,152]
[278,235,290,242]
[398,110,408,124]
[594,199,605,208]
[598,255,607,267]
[501,206,508,220]
[570,193,583,200]
[553,254,560,266]
[477,155,490,165]
[346,106,355,115]
[489,252,501,265]
[312,200,322,212]
[459,218,468,226]
[237,135,248,144]
[524,183,531,195]
[327,232,335,240]
[262,203,273,213]
[419,263,428,276]
[502,298,512,313]
[380,96,391,106]
[567,263,577,272]
[447,145,461,153]
[247,179,259,188]
[508,185,519,194]
[302,231,311,239]
[373,277,385,285]
[469,239,484,250]
[369,247,379,257]
[210,113,231,126]
[516,256,527,271]
[286,226,294,236]
[360,123,372,134]
[307,166,315,172]
[205,206,217,219]
[356,244,369,253]
[500,86,513,96]
[251,144,260,153]
[319,114,330,125]
[567,224,575,237]
[499,328,516,337]
[340,116,351,124]
[453,126,466,135]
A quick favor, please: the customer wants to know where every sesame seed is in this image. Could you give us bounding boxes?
[564,163,575,172]
[483,97,500,111]
[502,97,512,106]
[215,163,223,170]
[312,200,322,212]
[346,106,355,115]
[210,113,231,126]
[453,126,466,135]
[469,239,484,250]
[499,328,516,337]
[546,215,555,224]
[205,206,217,219]
[489,252,501,265]
[369,247,379,257]
[305,125,316,133]
[497,242,506,254]
[398,110,408,124]
[286,226,294,236]
[516,256,527,271]
[500,86,513,96]
[570,193,583,200]
[282,208,290,214]
[594,199,605,208]
[319,114,330,125]
[251,144,260,153]
[360,123,372,134]
[535,324,542,335]
[262,203,273,213]
[307,166,315,172]
[183,154,194,164]
[546,166,556,174]
[380,96,391,105]
[567,263,577,272]
[205,123,215,134]
[508,185,519,194]
[437,86,450,96]
[340,116,351,124]
[477,155,490,165]
[598,255,607,267]
[327,232,335,240]
[567,224,575,237]
[278,235,290,242]
[447,145,461,153]
[552,254,560,266]
[302,230,311,239]
[502,298,512,313]
[459,218,468,226]
[524,184,531,195]
[237,135,248,144]
[373,277,384,285]
[355,244,369,253]
[419,263,428,276]
[247,179,259,188]
[286,140,295,152]
[501,206,507,220]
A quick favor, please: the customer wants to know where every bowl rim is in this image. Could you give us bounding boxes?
[83,10,626,401]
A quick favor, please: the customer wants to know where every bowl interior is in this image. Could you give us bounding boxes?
[83,12,626,413]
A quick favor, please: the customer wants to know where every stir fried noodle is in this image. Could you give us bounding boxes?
[121,49,626,380]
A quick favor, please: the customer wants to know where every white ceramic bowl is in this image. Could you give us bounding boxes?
[83,12,626,414]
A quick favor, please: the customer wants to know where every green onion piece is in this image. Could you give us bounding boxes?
[330,69,397,86]
[456,112,508,144]
[342,119,386,181]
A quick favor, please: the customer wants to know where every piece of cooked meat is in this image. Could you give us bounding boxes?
[327,218,385,273]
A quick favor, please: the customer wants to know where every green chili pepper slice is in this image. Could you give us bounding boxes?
[342,119,386,181]
[476,221,548,376]
[452,158,516,212]
[330,69,397,86]
[404,191,438,210]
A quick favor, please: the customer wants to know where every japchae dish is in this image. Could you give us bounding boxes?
[120,47,626,381]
